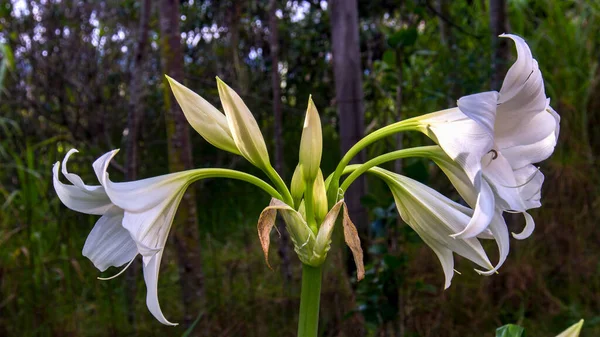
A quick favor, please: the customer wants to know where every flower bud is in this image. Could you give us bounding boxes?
[166,76,240,155]
[291,164,306,208]
[217,77,271,170]
[299,96,322,183]
[313,170,328,224]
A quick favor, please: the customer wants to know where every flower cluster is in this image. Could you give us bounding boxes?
[52,34,558,325]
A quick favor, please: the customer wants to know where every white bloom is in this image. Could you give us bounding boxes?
[416,34,559,239]
[370,166,500,288]
[53,149,199,326]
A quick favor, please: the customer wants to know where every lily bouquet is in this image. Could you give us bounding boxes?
[53,34,560,336]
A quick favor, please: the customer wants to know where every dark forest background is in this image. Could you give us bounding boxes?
[1,0,599,336]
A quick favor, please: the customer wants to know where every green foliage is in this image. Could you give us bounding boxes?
[496,324,526,337]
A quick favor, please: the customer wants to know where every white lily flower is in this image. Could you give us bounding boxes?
[416,34,559,239]
[53,149,202,326]
[370,166,496,288]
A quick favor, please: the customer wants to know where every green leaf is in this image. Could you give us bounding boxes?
[180,311,204,337]
[387,28,418,49]
[382,49,396,67]
[496,324,525,337]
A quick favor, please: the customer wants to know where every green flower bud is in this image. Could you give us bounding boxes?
[299,96,322,183]
[217,77,271,171]
[313,170,328,224]
[291,164,306,208]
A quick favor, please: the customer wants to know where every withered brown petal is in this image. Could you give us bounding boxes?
[343,203,364,281]
[257,198,280,270]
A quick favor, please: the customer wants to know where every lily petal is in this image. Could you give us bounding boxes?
[82,206,138,272]
[420,107,494,185]
[456,91,499,137]
[142,251,177,326]
[371,167,494,285]
[166,76,240,155]
[451,179,495,239]
[512,211,535,240]
[476,211,509,275]
[514,164,544,209]
[496,34,547,136]
[483,152,525,212]
[52,150,112,215]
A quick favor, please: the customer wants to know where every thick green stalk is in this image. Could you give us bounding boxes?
[264,165,294,206]
[340,146,439,191]
[297,264,323,337]
[326,119,420,206]
[188,168,283,201]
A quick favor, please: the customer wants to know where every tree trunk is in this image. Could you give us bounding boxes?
[268,0,292,285]
[125,0,152,327]
[158,0,206,328]
[489,0,510,90]
[330,0,367,232]
[330,1,367,335]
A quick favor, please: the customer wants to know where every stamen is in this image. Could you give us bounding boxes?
[97,257,136,281]
[498,167,541,189]
[488,149,498,160]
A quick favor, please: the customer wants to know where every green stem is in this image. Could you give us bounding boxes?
[297,264,323,337]
[326,119,421,205]
[304,180,317,233]
[188,168,283,201]
[264,166,294,206]
[340,146,439,191]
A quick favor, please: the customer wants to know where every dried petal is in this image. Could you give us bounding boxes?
[342,203,364,281]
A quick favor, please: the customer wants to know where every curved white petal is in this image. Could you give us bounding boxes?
[422,235,455,289]
[500,130,557,170]
[547,102,561,143]
[496,35,547,137]
[482,152,525,212]
[428,150,496,239]
[512,211,535,240]
[421,108,494,185]
[53,156,112,215]
[457,91,499,137]
[142,252,177,326]
[372,168,494,278]
[82,206,138,272]
[476,211,509,275]
[166,76,240,155]
[514,164,544,209]
[451,178,495,239]
[92,149,196,212]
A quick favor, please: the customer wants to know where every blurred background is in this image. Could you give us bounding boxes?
[0,0,598,336]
